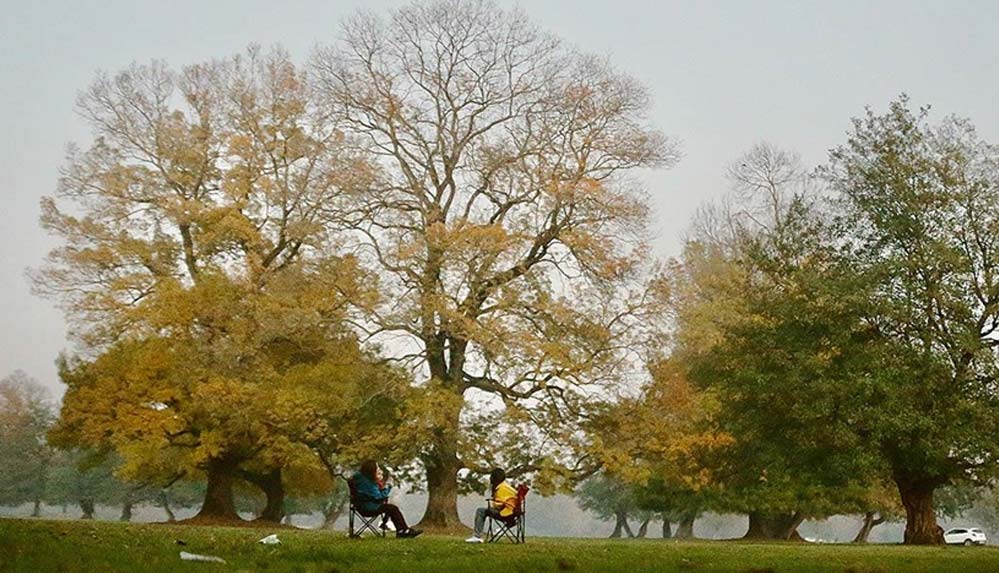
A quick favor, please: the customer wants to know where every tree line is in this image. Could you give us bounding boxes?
[21,0,999,544]
[0,371,350,525]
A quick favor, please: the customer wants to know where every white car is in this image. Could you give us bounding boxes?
[944,527,987,546]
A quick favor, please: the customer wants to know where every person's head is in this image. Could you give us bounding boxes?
[360,459,378,481]
[489,467,506,492]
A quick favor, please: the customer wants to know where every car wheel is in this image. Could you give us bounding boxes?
[964,539,973,546]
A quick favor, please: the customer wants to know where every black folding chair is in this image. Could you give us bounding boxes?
[347,476,385,538]
[486,484,529,544]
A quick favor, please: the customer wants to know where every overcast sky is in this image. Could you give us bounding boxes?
[2,0,998,397]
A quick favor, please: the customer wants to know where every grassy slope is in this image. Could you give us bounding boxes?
[2,518,998,573]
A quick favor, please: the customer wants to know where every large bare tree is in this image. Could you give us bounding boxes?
[312,0,676,528]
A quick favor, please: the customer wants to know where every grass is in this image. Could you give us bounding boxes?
[1,518,997,573]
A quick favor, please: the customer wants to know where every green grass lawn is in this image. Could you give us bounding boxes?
[2,518,997,573]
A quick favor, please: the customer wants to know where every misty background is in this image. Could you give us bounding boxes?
[2,0,999,542]
[3,0,998,397]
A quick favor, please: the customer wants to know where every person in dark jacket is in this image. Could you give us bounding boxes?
[351,460,422,538]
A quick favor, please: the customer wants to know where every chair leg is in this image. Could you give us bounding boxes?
[349,509,385,538]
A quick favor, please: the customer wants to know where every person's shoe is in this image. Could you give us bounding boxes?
[407,528,423,538]
[465,535,484,543]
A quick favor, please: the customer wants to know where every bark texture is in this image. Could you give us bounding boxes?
[852,511,887,544]
[896,476,944,545]
[743,511,805,541]
[192,457,241,522]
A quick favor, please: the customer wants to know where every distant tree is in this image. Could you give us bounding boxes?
[575,351,731,540]
[154,480,205,523]
[283,478,350,529]
[634,475,713,540]
[848,480,903,544]
[0,371,54,516]
[575,474,652,538]
[957,486,999,537]
[44,450,122,519]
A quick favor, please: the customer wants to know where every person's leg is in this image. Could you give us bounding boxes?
[475,507,504,537]
[380,504,409,532]
[474,507,488,537]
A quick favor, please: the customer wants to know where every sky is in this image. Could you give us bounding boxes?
[2,0,998,397]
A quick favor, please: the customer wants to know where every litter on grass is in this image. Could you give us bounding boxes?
[179,551,226,563]
[258,534,281,545]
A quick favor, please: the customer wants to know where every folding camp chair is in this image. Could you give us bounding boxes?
[486,484,529,543]
[347,476,385,538]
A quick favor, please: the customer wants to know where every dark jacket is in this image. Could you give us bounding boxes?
[351,471,391,513]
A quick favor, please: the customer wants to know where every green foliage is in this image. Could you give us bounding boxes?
[0,371,54,509]
[43,450,123,515]
[819,96,999,489]
[674,149,882,522]
[575,474,651,523]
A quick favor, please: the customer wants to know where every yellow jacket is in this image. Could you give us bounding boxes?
[491,481,518,517]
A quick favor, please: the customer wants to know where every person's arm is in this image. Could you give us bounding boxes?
[496,483,518,511]
[355,477,387,503]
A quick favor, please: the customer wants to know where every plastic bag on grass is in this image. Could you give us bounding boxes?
[258,534,281,545]
[179,551,226,563]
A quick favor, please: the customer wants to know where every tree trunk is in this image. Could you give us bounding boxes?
[159,491,176,523]
[743,511,803,540]
[31,499,41,518]
[785,512,806,541]
[675,512,696,539]
[247,468,284,523]
[120,501,133,522]
[852,511,886,544]
[323,498,347,529]
[79,499,95,520]
[192,457,241,522]
[896,475,944,545]
[417,382,465,531]
[662,516,672,539]
[610,510,635,538]
[610,511,625,538]
[637,517,650,538]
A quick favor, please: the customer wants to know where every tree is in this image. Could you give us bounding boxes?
[848,480,903,544]
[44,450,123,520]
[819,96,999,544]
[579,356,731,540]
[0,371,54,516]
[35,46,388,523]
[155,480,205,522]
[575,474,652,538]
[310,0,677,529]
[673,143,886,541]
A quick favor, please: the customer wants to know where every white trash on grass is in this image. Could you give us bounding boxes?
[179,551,226,563]
[258,534,281,545]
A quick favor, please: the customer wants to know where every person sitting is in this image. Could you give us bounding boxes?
[351,460,422,538]
[465,467,517,543]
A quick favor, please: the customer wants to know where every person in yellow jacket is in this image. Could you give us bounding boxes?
[466,468,518,543]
